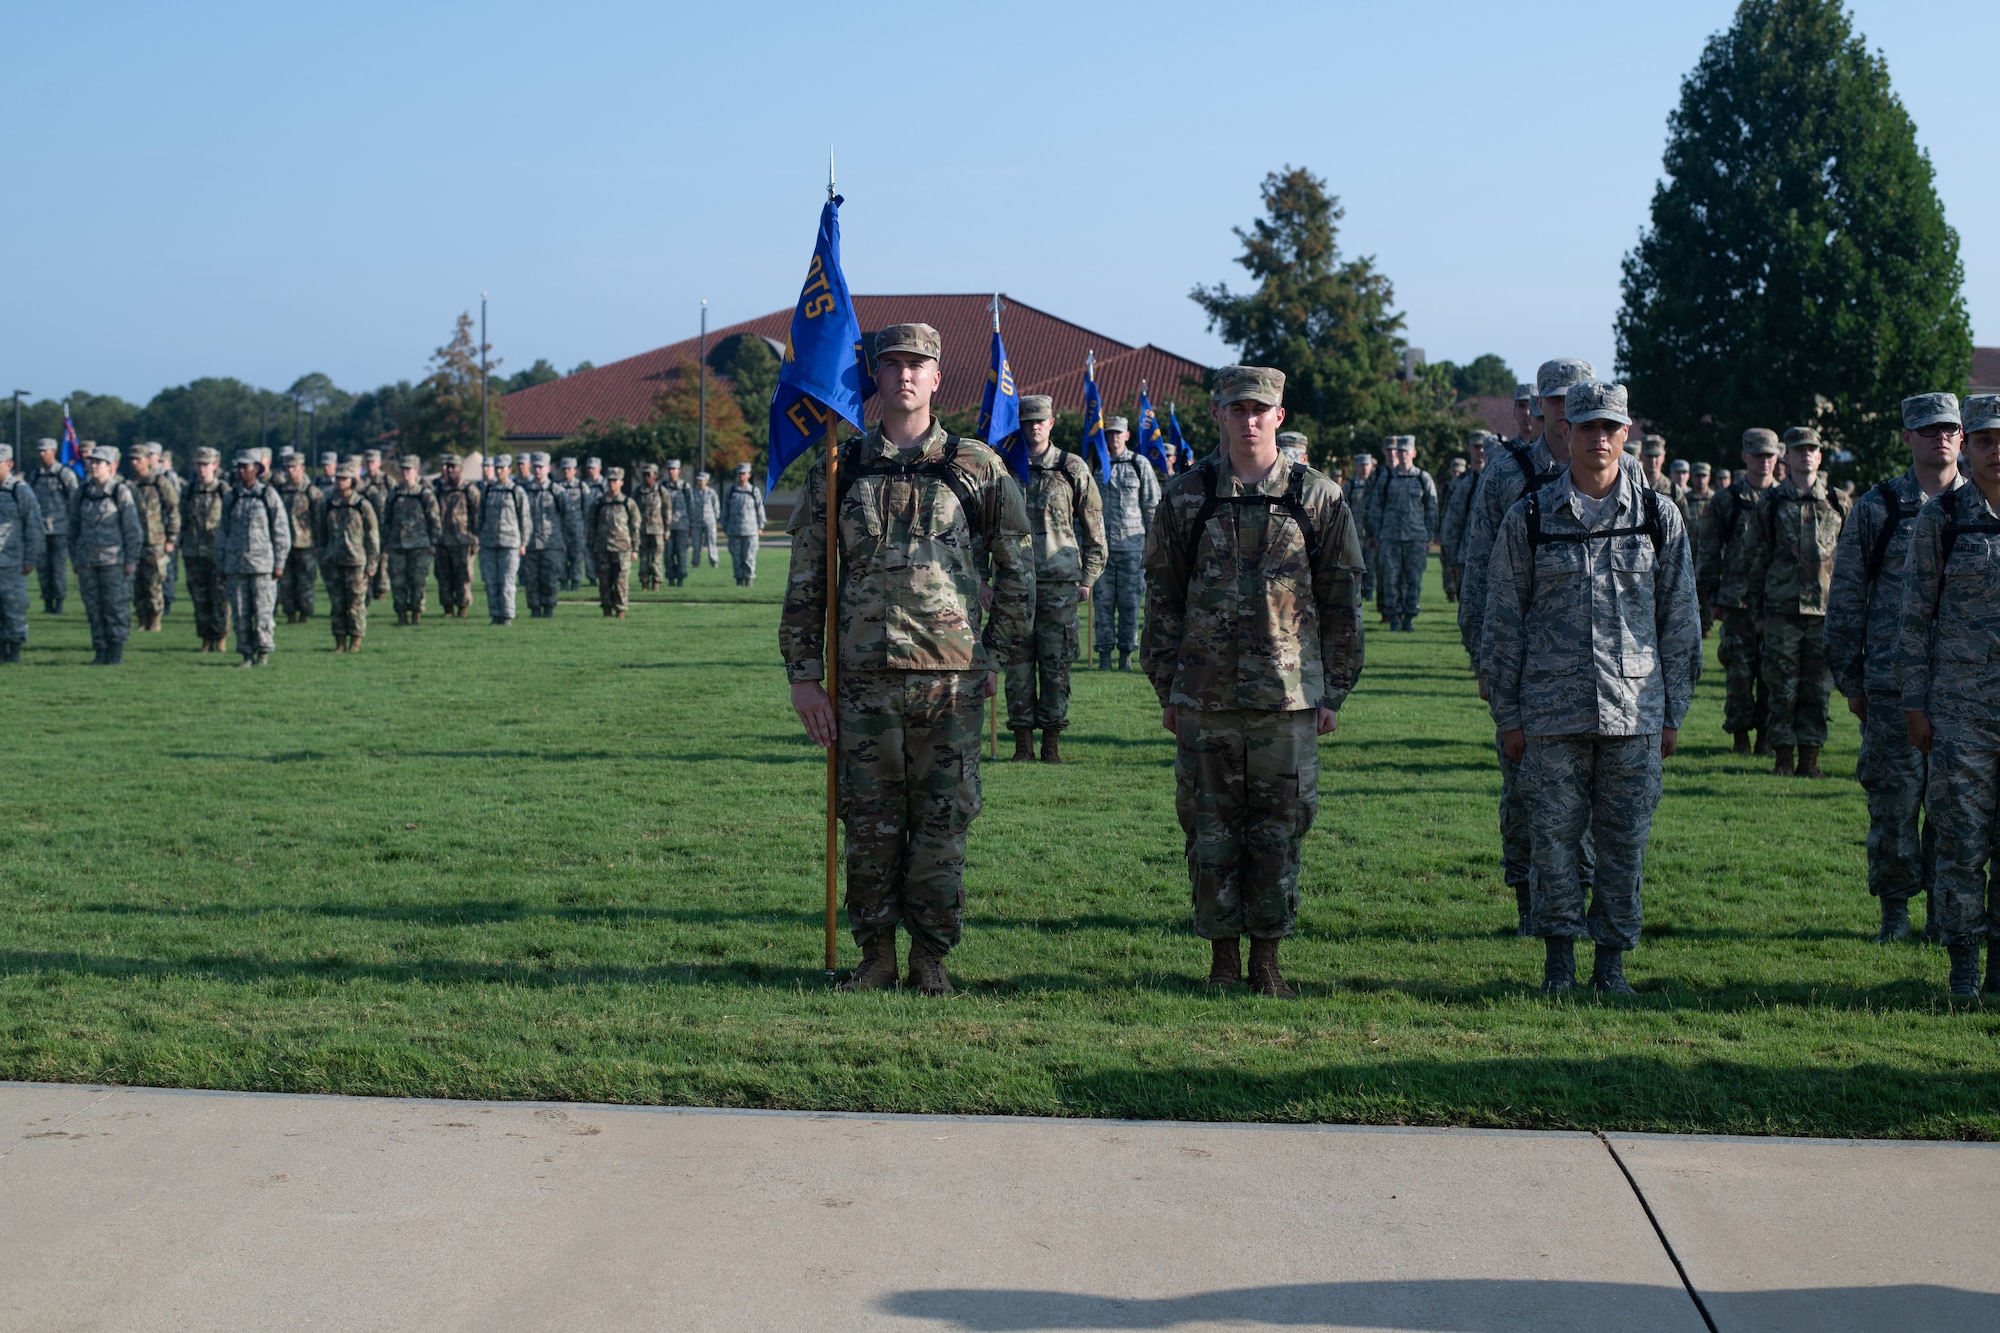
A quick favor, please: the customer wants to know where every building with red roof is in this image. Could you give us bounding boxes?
[498,294,1211,443]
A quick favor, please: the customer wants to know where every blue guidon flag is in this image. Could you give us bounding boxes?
[1135,380,1170,475]
[1080,352,1110,483]
[1168,400,1194,471]
[767,194,866,494]
[978,300,1025,483]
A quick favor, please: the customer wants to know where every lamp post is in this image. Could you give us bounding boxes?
[698,299,708,477]
[11,390,27,455]
[480,292,489,459]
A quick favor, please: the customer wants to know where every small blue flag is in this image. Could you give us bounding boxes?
[977,321,1026,483]
[1135,382,1169,475]
[766,195,866,494]
[1167,401,1193,471]
[1080,357,1109,484]
[60,403,83,477]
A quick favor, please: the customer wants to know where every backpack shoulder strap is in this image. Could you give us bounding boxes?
[1641,485,1664,554]
[1278,465,1320,581]
[1181,459,1223,573]
[1510,443,1536,488]
[1864,481,1903,585]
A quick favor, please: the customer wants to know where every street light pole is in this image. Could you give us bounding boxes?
[480,292,489,459]
[11,390,27,455]
[698,299,708,478]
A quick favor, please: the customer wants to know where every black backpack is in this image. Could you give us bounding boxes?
[1179,458,1327,581]
[1520,484,1665,608]
[1863,481,1909,586]
[1942,490,2000,566]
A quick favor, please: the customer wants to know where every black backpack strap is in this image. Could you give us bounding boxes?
[1180,460,1323,583]
[1510,443,1537,489]
[1181,458,1223,572]
[1864,482,1904,585]
[833,436,978,539]
[1941,493,2000,567]
[1521,483,1664,611]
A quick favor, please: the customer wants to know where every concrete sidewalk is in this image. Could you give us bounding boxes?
[2,1083,1994,1332]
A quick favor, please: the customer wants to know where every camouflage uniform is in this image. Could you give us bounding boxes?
[521,471,572,617]
[1896,468,2000,972]
[1697,458,1779,739]
[1141,405,1365,952]
[154,452,183,613]
[216,461,289,662]
[1092,450,1160,660]
[779,420,1034,960]
[476,475,529,623]
[555,465,589,589]
[690,481,721,567]
[68,457,143,662]
[28,448,77,612]
[432,471,480,615]
[1439,449,1484,602]
[634,473,666,588]
[1364,452,1438,629]
[588,476,641,615]
[274,469,320,619]
[0,455,45,657]
[177,458,232,646]
[128,456,179,627]
[360,465,393,602]
[1348,465,1375,607]
[382,477,443,619]
[722,477,766,585]
[1008,443,1106,735]
[315,480,380,643]
[664,473,694,585]
[1484,421,1701,974]
[1746,469,1849,750]
[580,465,606,584]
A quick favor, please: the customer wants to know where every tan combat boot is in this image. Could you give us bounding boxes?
[838,933,899,992]
[1040,730,1063,764]
[1012,729,1035,761]
[1797,745,1823,778]
[1773,745,1795,776]
[1206,938,1242,988]
[905,939,954,995]
[349,635,363,653]
[1247,938,1297,998]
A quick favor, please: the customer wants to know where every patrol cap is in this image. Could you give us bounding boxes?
[1901,392,1960,431]
[399,454,421,469]
[605,466,626,480]
[89,445,119,465]
[1381,435,1399,450]
[1467,430,1490,446]
[493,453,512,468]
[36,437,57,453]
[1741,428,1782,455]
[0,444,11,463]
[126,444,150,460]
[1353,452,1375,465]
[1640,436,1666,457]
[586,457,602,469]
[1535,358,1597,398]
[1019,394,1053,422]
[1447,458,1466,473]
[439,453,462,466]
[1276,430,1309,448]
[1565,380,1631,426]
[1513,382,1536,402]
[319,451,337,466]
[559,457,577,469]
[1212,365,1284,407]
[1105,416,1129,434]
[1397,435,1417,450]
[530,451,550,467]
[336,460,360,480]
[276,447,298,463]
[1964,395,2000,434]
[1669,458,1690,474]
[735,461,753,474]
[232,449,259,469]
[1782,426,1823,450]
[1692,461,1712,477]
[667,459,682,469]
[254,446,271,467]
[364,448,382,462]
[193,446,220,464]
[873,322,942,361]
[642,462,660,474]
[146,441,163,455]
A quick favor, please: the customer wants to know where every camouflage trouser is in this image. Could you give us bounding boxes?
[162,547,178,609]
[1762,612,1830,747]
[1442,560,1462,602]
[1716,608,1766,735]
[36,532,67,609]
[388,548,432,616]
[279,550,317,618]
[1092,548,1144,653]
[1175,706,1319,941]
[697,521,718,566]
[728,535,758,584]
[1928,715,2000,947]
[132,546,169,621]
[522,548,563,614]
[640,534,664,586]
[1005,580,1078,732]
[1857,692,1933,903]
[324,563,369,639]
[1523,733,1661,950]
[1360,541,1376,604]
[435,546,474,612]
[596,550,631,613]
[0,567,26,645]
[562,544,583,590]
[1494,731,1532,895]
[1378,540,1427,621]
[479,548,520,622]
[228,572,277,657]
[666,531,691,584]
[368,553,390,603]
[77,563,131,652]
[183,556,229,642]
[837,669,985,956]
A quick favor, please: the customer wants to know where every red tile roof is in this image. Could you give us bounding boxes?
[499,294,1211,439]
[1973,346,2000,393]
[1462,396,1518,438]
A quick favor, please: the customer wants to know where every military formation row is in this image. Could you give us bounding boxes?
[0,440,771,666]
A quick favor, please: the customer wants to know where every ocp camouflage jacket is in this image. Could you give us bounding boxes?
[1483,467,1701,738]
[1746,474,1849,617]
[433,479,481,548]
[589,492,642,554]
[178,477,230,561]
[68,478,143,568]
[1364,467,1438,545]
[1024,447,1107,585]
[274,476,320,557]
[1695,477,1774,612]
[1827,469,1957,698]
[1896,482,2000,726]
[1140,451,1364,713]
[314,489,380,568]
[383,484,444,551]
[216,482,290,575]
[633,481,665,536]
[131,474,179,551]
[780,422,1034,683]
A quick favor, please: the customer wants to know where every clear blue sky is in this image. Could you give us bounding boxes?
[6,0,1993,405]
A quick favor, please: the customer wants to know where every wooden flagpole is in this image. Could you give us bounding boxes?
[823,417,840,979]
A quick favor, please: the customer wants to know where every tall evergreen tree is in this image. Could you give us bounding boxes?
[405,312,507,460]
[1617,0,1970,477]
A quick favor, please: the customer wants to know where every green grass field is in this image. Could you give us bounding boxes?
[3,550,1995,1139]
